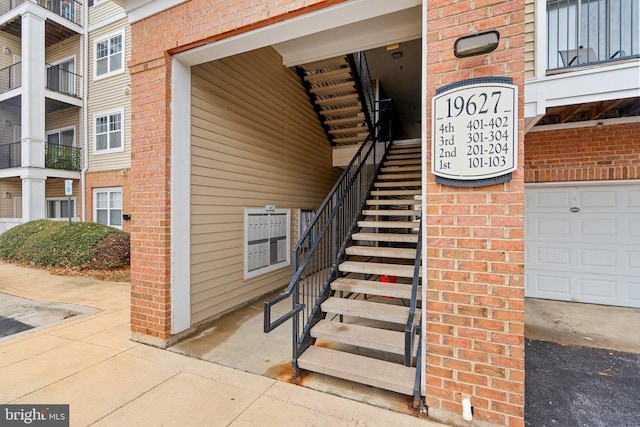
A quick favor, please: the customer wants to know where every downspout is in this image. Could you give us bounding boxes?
[420,0,428,402]
[81,2,88,222]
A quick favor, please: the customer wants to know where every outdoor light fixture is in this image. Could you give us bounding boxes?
[4,192,10,198]
[454,30,500,58]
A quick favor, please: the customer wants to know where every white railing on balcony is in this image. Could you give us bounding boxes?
[547,0,639,70]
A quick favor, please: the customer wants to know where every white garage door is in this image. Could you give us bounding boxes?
[525,182,640,308]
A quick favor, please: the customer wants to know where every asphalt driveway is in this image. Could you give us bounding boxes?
[525,339,640,427]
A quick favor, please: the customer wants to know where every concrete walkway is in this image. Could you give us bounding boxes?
[0,262,443,427]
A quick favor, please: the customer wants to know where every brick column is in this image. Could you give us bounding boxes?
[128,56,173,344]
[425,1,526,426]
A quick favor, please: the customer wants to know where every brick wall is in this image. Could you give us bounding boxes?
[127,0,347,344]
[525,123,640,183]
[84,169,132,233]
[426,1,526,426]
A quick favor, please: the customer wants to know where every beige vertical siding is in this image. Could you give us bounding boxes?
[87,18,131,171]
[525,0,536,80]
[190,47,341,325]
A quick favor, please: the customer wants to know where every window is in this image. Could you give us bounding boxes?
[94,110,123,153]
[47,127,75,147]
[94,31,123,79]
[47,198,75,219]
[47,58,76,96]
[94,188,122,228]
[244,208,290,279]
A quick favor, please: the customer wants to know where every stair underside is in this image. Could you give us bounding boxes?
[297,346,416,395]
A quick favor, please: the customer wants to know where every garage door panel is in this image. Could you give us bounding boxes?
[526,182,639,308]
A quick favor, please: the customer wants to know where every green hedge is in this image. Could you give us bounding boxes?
[0,220,128,269]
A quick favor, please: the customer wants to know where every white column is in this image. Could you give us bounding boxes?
[21,177,46,221]
[20,11,46,168]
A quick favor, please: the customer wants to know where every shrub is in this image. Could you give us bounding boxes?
[0,220,129,270]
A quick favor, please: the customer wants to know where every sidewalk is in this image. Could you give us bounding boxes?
[0,262,443,427]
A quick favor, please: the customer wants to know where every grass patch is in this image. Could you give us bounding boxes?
[0,220,130,273]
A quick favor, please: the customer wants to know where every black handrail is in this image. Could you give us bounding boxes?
[347,52,375,132]
[404,215,423,367]
[264,100,393,376]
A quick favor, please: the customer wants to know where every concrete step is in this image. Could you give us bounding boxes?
[331,277,417,299]
[310,81,356,96]
[300,56,348,71]
[316,99,362,111]
[370,189,421,196]
[385,153,421,160]
[330,126,368,136]
[321,297,410,324]
[297,346,416,395]
[379,165,422,173]
[304,68,352,84]
[384,159,421,166]
[311,320,406,355]
[366,199,419,206]
[345,245,417,259]
[387,147,421,155]
[362,209,421,217]
[357,220,418,229]
[352,232,418,243]
[374,180,421,188]
[325,116,366,126]
[377,173,422,180]
[338,261,415,278]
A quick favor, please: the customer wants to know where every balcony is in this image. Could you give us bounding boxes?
[0,141,21,169]
[0,62,21,95]
[45,143,81,171]
[46,64,80,97]
[547,0,639,71]
[0,0,84,26]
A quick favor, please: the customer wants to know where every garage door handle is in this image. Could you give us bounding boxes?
[570,207,580,213]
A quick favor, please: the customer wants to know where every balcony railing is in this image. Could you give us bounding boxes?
[45,143,81,171]
[0,62,21,95]
[548,0,640,70]
[0,141,21,169]
[1,0,83,26]
[46,64,80,97]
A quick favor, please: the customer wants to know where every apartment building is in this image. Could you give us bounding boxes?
[0,0,131,233]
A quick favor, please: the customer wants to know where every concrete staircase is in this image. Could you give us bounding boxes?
[297,56,370,146]
[297,142,422,396]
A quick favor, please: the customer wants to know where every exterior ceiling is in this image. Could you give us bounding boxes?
[536,97,640,126]
[0,16,78,48]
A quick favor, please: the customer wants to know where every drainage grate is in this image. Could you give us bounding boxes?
[0,315,34,338]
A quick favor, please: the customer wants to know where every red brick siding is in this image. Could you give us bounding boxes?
[426,0,526,425]
[84,170,132,233]
[525,123,640,183]
[128,1,347,341]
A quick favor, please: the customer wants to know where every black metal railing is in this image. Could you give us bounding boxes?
[45,143,81,170]
[47,64,81,97]
[547,0,639,70]
[404,215,423,367]
[0,0,83,25]
[264,101,393,376]
[348,52,376,132]
[0,141,21,169]
[0,62,21,95]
